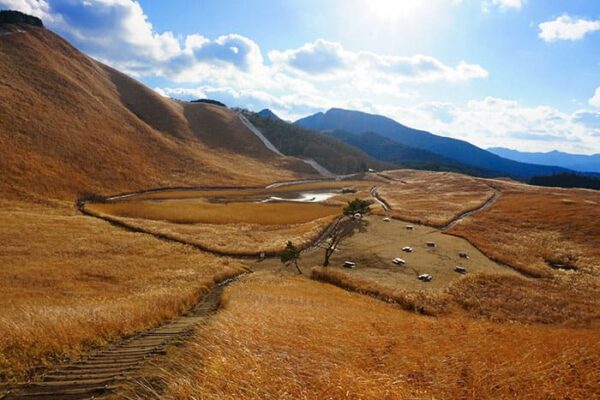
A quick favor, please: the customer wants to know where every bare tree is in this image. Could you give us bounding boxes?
[280,241,303,274]
[319,198,372,267]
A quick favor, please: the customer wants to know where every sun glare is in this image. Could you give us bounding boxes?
[363,0,424,21]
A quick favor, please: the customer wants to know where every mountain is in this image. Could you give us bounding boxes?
[243,111,394,175]
[257,109,281,120]
[328,131,497,176]
[488,148,600,174]
[0,21,312,201]
[296,108,572,179]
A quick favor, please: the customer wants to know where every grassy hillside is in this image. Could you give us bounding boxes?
[0,24,309,202]
[243,111,394,175]
[154,273,600,399]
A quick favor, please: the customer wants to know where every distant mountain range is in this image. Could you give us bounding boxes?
[295,108,579,179]
[327,130,497,176]
[488,147,600,174]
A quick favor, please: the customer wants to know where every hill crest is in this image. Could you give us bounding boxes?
[0,26,311,201]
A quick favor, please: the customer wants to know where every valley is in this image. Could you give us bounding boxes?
[2,169,599,398]
[1,13,599,400]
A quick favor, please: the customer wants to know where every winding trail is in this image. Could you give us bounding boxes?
[369,186,391,212]
[0,279,237,400]
[442,188,501,231]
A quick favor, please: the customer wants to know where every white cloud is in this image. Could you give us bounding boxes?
[589,87,600,107]
[3,0,597,153]
[538,15,600,42]
[270,39,488,83]
[483,0,525,12]
[185,34,263,71]
[369,97,599,153]
[269,39,347,74]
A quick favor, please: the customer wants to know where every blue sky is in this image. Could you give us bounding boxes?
[3,0,600,154]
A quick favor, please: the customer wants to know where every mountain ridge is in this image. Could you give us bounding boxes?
[0,24,311,201]
[296,108,573,179]
[488,147,600,173]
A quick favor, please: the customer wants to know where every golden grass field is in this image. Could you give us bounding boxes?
[0,201,244,382]
[311,268,600,327]
[5,23,597,399]
[449,185,600,279]
[376,170,496,226]
[126,180,375,201]
[86,200,341,225]
[82,181,379,254]
[308,173,600,328]
[88,213,338,255]
[151,272,600,400]
[0,25,310,202]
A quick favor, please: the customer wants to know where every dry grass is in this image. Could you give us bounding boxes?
[0,26,306,203]
[311,267,600,327]
[86,200,341,225]
[448,274,600,326]
[89,213,338,255]
[449,187,600,279]
[311,268,452,316]
[151,272,600,400]
[377,170,495,227]
[129,181,374,201]
[0,201,244,382]
[82,182,378,255]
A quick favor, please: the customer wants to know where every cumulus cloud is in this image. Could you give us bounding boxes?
[365,97,599,153]
[2,0,597,153]
[1,0,486,88]
[538,15,600,42]
[270,39,488,83]
[269,39,348,74]
[590,87,600,107]
[185,34,263,71]
[0,0,264,77]
[156,85,335,121]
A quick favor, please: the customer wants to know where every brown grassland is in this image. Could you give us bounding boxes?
[2,26,600,398]
[449,185,600,279]
[125,180,375,201]
[0,201,245,382]
[376,170,495,226]
[81,181,378,254]
[84,212,338,255]
[311,268,600,327]
[316,173,600,329]
[0,25,309,202]
[85,200,341,225]
[149,272,600,400]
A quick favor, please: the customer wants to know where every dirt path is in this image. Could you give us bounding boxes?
[369,186,391,212]
[0,279,236,400]
[442,188,500,231]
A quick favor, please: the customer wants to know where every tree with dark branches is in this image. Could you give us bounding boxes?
[318,198,373,267]
[280,241,303,274]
